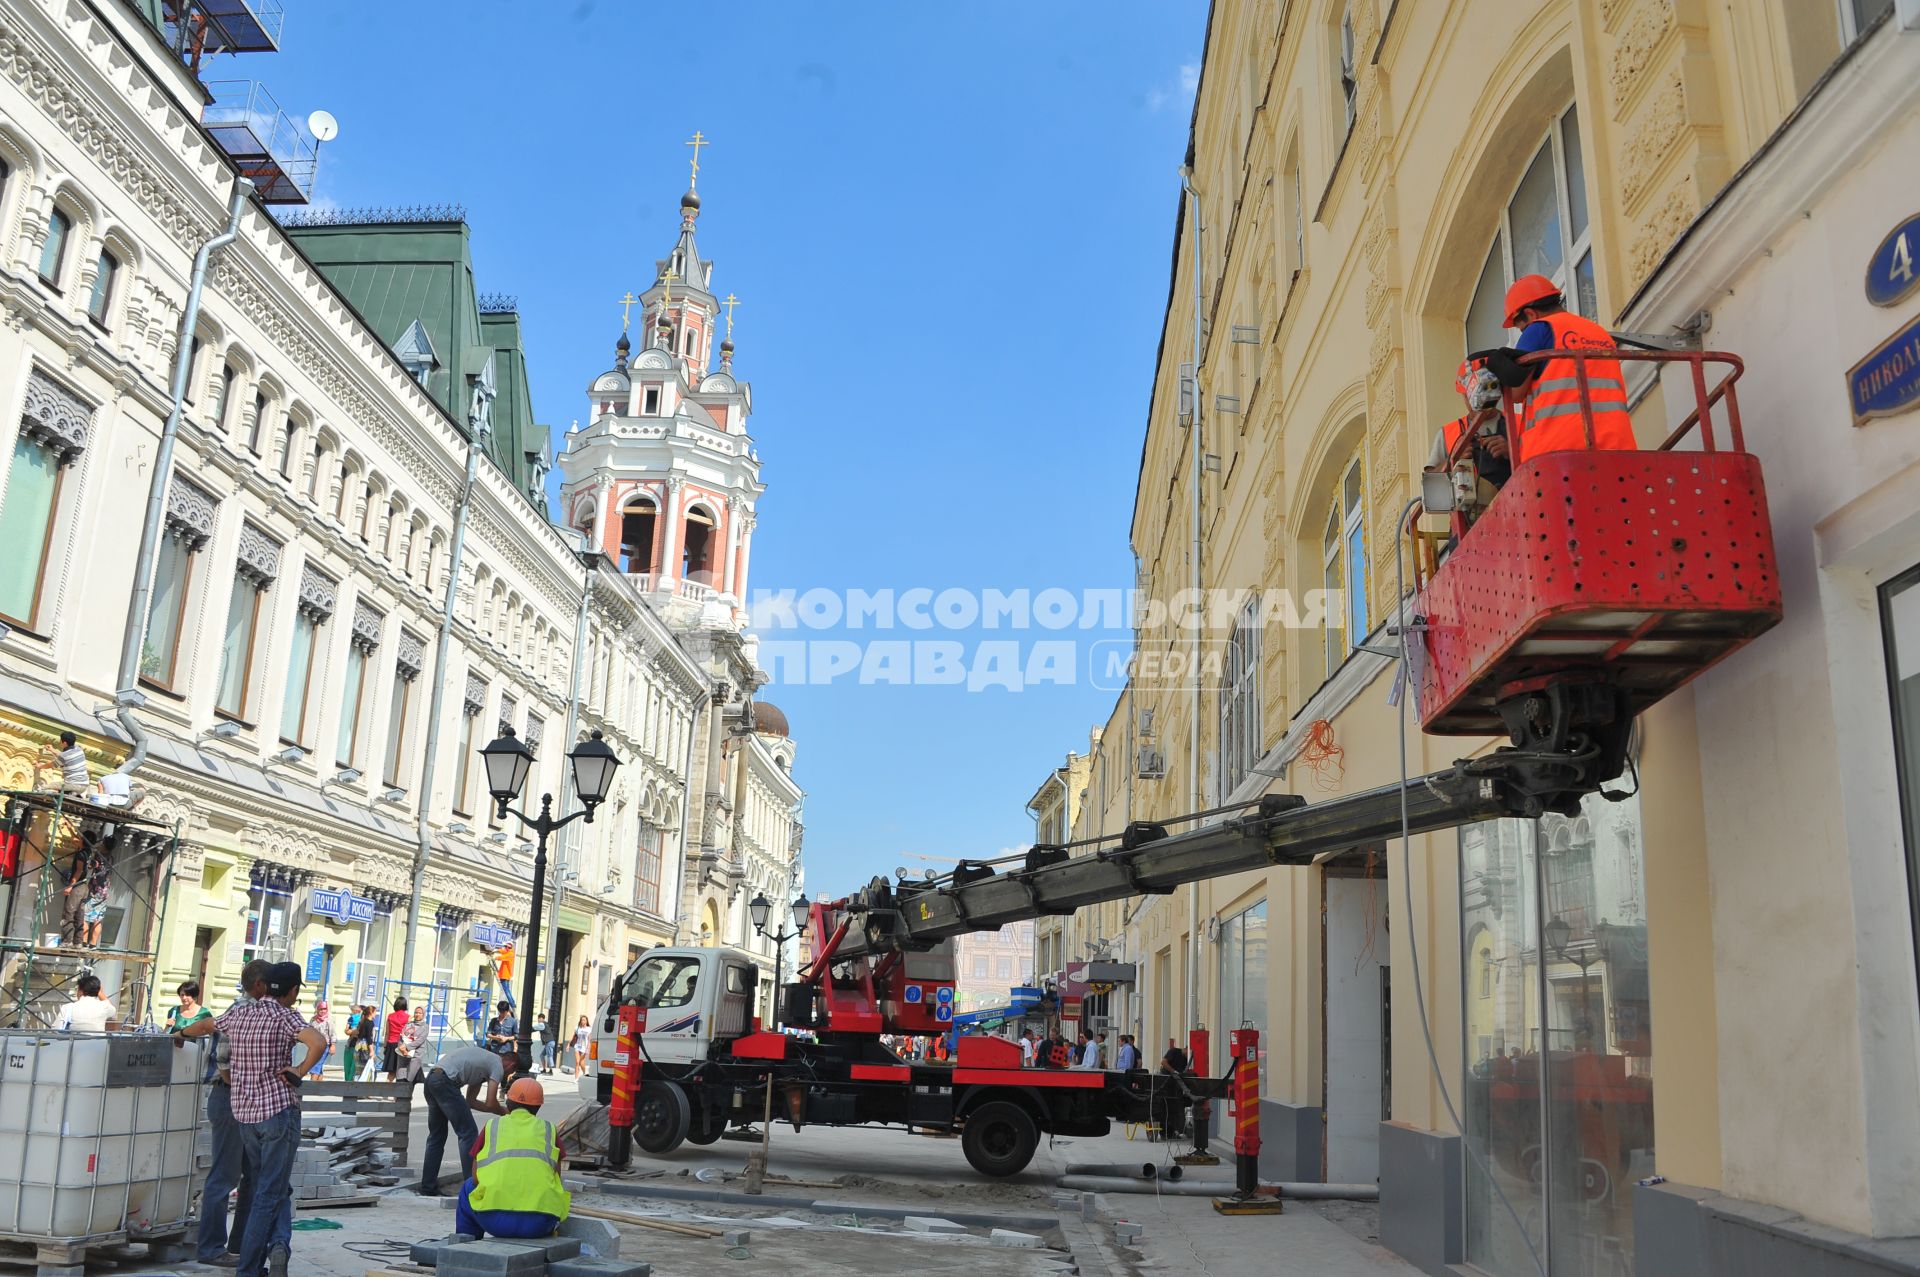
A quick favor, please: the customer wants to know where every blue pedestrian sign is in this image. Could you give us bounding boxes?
[903,984,924,1004]
[935,1004,953,1023]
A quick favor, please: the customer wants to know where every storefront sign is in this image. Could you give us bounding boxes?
[1849,314,1920,425]
[304,944,325,982]
[472,921,515,948]
[311,887,375,924]
[1866,213,1920,307]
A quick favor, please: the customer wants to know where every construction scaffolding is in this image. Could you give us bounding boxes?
[0,791,182,1031]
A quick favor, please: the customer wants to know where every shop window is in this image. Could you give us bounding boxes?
[1465,104,1595,352]
[1219,594,1263,794]
[1459,787,1650,1275]
[1218,900,1268,1082]
[1322,453,1367,677]
[1883,565,1920,1011]
[243,881,294,963]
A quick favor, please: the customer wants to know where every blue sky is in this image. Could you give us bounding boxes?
[264,1,1206,897]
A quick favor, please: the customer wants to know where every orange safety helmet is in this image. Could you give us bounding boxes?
[1454,359,1476,401]
[505,1075,545,1107]
[1502,274,1562,328]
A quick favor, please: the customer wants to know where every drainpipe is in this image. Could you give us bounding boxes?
[672,689,706,941]
[539,544,598,1023]
[1179,164,1206,1041]
[111,177,253,777]
[398,415,491,987]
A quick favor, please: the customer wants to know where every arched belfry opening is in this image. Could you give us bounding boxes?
[683,504,717,584]
[621,497,658,576]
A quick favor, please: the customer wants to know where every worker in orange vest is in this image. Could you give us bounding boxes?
[1426,357,1511,518]
[1483,274,1636,464]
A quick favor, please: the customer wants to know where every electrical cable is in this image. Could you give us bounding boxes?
[1392,497,1547,1277]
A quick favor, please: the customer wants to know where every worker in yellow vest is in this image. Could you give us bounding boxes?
[1482,274,1636,464]
[454,1076,572,1240]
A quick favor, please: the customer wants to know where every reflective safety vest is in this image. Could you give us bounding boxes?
[1518,312,1636,463]
[469,1111,571,1219]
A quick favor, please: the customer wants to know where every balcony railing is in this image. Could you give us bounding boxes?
[679,580,716,603]
[165,0,284,58]
[202,80,316,204]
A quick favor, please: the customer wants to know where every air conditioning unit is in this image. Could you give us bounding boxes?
[1136,745,1166,780]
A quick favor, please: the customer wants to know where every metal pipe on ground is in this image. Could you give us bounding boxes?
[1057,1174,1379,1201]
[1064,1162,1187,1182]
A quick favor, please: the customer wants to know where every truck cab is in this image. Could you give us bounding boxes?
[580,945,760,1099]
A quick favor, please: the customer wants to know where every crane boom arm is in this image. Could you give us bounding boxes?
[833,746,1592,965]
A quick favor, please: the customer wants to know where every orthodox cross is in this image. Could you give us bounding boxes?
[617,291,639,332]
[659,266,678,312]
[723,293,740,340]
[686,131,709,188]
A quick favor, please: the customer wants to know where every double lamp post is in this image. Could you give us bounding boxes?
[479,725,621,1071]
[749,891,809,1029]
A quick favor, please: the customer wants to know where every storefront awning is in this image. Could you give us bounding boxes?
[557,907,591,934]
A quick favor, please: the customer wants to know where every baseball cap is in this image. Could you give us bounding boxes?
[263,962,304,996]
[505,1076,545,1107]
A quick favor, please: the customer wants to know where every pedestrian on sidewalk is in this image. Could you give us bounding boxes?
[1114,1034,1139,1071]
[178,961,324,1277]
[55,972,118,1032]
[417,1043,509,1195]
[354,1004,379,1080]
[487,999,520,1070]
[306,1001,333,1079]
[170,981,211,1034]
[383,997,410,1082]
[454,1076,571,1240]
[193,959,267,1266]
[398,1005,429,1085]
[532,1012,553,1073]
[570,1016,591,1075]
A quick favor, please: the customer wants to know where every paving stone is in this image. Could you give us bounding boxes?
[547,1259,651,1277]
[991,1229,1046,1249]
[409,1234,478,1266]
[1113,1223,1143,1244]
[720,1229,750,1247]
[436,1239,551,1277]
[1079,1192,1097,1221]
[555,1216,621,1259]
[539,1237,583,1262]
[904,1216,966,1235]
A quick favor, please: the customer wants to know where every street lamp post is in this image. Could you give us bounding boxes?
[1544,914,1599,1051]
[748,892,810,1030]
[480,726,621,1071]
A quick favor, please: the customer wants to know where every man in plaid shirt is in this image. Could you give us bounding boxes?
[180,962,325,1277]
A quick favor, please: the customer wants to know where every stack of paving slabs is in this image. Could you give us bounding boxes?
[410,1233,650,1277]
[289,1123,400,1201]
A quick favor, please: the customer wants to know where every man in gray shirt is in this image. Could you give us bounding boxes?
[417,1045,508,1195]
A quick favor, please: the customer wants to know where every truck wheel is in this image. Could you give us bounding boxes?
[962,1101,1039,1177]
[685,1108,722,1145]
[634,1080,691,1155]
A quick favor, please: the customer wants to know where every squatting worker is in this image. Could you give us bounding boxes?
[454,1075,572,1239]
[177,961,325,1277]
[1478,275,1634,464]
[1427,358,1511,515]
[416,1042,509,1194]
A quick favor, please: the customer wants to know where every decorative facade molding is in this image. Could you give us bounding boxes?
[235,522,283,586]
[463,673,487,715]
[164,476,217,549]
[498,695,517,738]
[296,565,337,622]
[350,601,383,654]
[396,630,426,681]
[19,368,94,463]
[524,712,543,752]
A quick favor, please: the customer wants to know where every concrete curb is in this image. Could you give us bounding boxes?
[596,1181,1060,1232]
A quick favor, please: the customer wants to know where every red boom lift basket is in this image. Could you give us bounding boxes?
[1410,349,1782,738]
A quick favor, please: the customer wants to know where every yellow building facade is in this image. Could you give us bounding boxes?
[1063,2,1920,1274]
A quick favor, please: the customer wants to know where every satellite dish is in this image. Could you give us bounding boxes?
[307,110,339,143]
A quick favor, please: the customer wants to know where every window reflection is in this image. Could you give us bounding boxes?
[1462,786,1651,1275]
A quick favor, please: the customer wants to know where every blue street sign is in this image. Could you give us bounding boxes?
[903,984,924,1004]
[304,945,325,982]
[472,922,515,948]
[1849,314,1920,425]
[935,1005,953,1023]
[935,986,953,1004]
[1866,213,1920,308]
[311,887,376,924]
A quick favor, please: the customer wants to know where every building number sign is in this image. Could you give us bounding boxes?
[1866,213,1920,308]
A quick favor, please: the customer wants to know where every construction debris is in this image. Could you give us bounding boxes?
[292,1124,402,1201]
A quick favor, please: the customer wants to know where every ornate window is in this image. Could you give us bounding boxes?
[635,824,662,913]
[217,524,281,720]
[1322,454,1367,677]
[337,602,382,768]
[86,249,118,328]
[1465,103,1594,351]
[1219,594,1263,795]
[141,477,217,688]
[37,207,71,288]
[280,566,336,747]
[384,632,425,789]
[0,372,93,628]
[452,675,486,817]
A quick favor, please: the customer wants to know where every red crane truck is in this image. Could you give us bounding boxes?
[577,348,1779,1179]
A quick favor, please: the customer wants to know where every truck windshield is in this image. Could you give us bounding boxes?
[628,955,701,1010]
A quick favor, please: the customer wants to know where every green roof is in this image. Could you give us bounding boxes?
[285,220,549,509]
